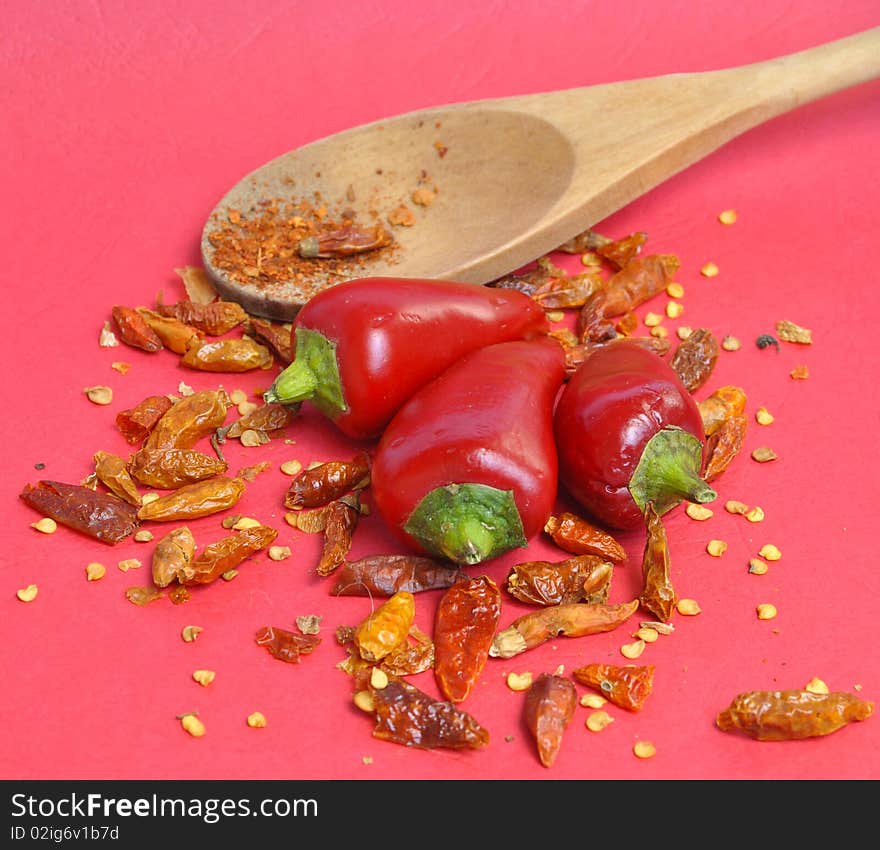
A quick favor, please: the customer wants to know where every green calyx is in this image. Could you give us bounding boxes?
[262,327,347,418]
[403,483,527,566]
[629,426,717,517]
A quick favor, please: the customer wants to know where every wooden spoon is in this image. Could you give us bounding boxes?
[201,27,879,321]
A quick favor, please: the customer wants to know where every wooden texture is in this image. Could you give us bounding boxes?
[201,27,879,320]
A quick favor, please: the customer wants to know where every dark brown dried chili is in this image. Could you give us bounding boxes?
[284,452,371,510]
[156,296,248,336]
[182,525,278,586]
[128,448,228,489]
[316,493,360,576]
[330,554,463,597]
[524,673,578,768]
[670,327,720,393]
[506,555,613,606]
[639,503,676,622]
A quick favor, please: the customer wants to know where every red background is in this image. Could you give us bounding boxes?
[2,1,878,781]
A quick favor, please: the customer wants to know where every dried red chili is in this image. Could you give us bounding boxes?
[220,402,293,441]
[524,673,577,768]
[531,270,604,309]
[20,480,139,544]
[489,600,639,659]
[703,414,748,482]
[596,231,648,269]
[315,494,360,576]
[93,450,141,506]
[156,296,248,335]
[116,394,174,445]
[298,223,391,258]
[330,554,463,597]
[180,337,274,372]
[182,525,278,586]
[283,452,370,509]
[572,663,655,712]
[144,390,229,451]
[368,677,490,750]
[670,327,720,393]
[151,526,197,588]
[716,690,873,740]
[379,626,435,677]
[136,475,246,522]
[433,576,502,703]
[244,317,293,364]
[111,305,163,352]
[255,625,321,664]
[128,448,228,489]
[505,555,613,606]
[136,308,203,354]
[544,513,627,563]
[353,591,415,663]
[698,385,748,437]
[639,503,676,622]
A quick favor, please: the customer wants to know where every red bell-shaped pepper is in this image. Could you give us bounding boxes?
[263,277,548,439]
[554,340,716,530]
[371,337,566,565]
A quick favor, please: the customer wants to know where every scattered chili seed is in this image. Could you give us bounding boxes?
[700,262,719,277]
[85,562,106,581]
[247,712,268,728]
[725,500,749,515]
[30,517,57,534]
[755,406,774,425]
[643,312,663,327]
[296,615,322,635]
[506,671,533,692]
[677,326,693,340]
[221,569,238,581]
[752,447,778,463]
[181,625,203,642]
[721,335,741,351]
[84,386,113,405]
[759,544,782,561]
[676,598,701,616]
[790,364,810,380]
[353,690,375,713]
[640,621,675,635]
[805,678,830,695]
[228,389,248,406]
[117,558,141,572]
[633,740,657,759]
[718,209,738,225]
[706,540,728,557]
[231,517,261,530]
[756,334,780,352]
[370,667,389,689]
[685,503,713,521]
[666,282,685,298]
[192,670,216,687]
[281,460,303,476]
[180,714,205,738]
[620,639,646,659]
[650,325,668,339]
[748,558,769,575]
[268,545,291,561]
[586,710,615,732]
[99,321,119,347]
[388,205,415,227]
[745,506,765,523]
[776,320,812,344]
[636,627,660,643]
[666,301,684,319]
[111,361,130,374]
[134,529,154,542]
[16,584,38,602]
[580,694,607,709]
[756,603,778,620]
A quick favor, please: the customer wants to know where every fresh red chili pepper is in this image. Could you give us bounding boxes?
[553,340,716,530]
[263,277,548,440]
[371,338,566,565]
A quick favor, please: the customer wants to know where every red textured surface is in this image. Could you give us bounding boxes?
[1,1,878,780]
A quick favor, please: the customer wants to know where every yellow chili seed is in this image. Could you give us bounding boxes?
[506,671,533,692]
[633,741,657,759]
[221,569,238,581]
[640,620,675,635]
[759,544,782,561]
[721,335,741,351]
[110,361,130,374]
[701,262,719,278]
[581,252,602,266]
[621,639,646,659]
[805,677,830,695]
[232,516,262,530]
[586,710,615,732]
[686,503,713,521]
[650,325,669,339]
[706,539,728,557]
[238,400,259,417]
[281,460,303,476]
[239,429,263,447]
[755,406,775,425]
[748,558,769,575]
[635,627,660,643]
[180,714,205,737]
[140,492,160,505]
[677,598,701,616]
[666,282,685,298]
[268,545,291,561]
[247,712,268,728]
[718,209,738,225]
[677,326,693,340]
[643,312,663,327]
[85,562,106,581]
[546,310,565,323]
[756,603,777,620]
[751,447,778,463]
[133,529,154,542]
[724,500,749,515]
[665,301,684,319]
[580,694,607,709]
[353,690,375,713]
[117,558,141,572]
[31,517,57,534]
[229,389,248,406]
[370,667,389,690]
[16,584,38,603]
[192,670,216,687]
[745,506,765,523]
[181,625,203,642]
[176,382,194,396]
[84,385,113,405]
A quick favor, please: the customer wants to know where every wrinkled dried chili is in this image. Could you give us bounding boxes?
[111,305,163,352]
[572,663,655,712]
[330,554,463,597]
[544,513,627,563]
[93,450,141,506]
[136,475,246,522]
[116,394,174,445]
[128,448,228,489]
[180,337,274,372]
[703,415,748,482]
[639,503,676,622]
[151,526,196,588]
[144,390,229,451]
[506,555,613,606]
[284,452,370,509]
[670,328,719,393]
[524,673,577,768]
[353,591,415,663]
[315,494,360,576]
[255,625,321,664]
[156,296,248,335]
[183,525,278,586]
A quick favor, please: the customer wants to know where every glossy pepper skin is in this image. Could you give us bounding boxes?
[554,340,715,530]
[264,277,548,440]
[371,337,566,565]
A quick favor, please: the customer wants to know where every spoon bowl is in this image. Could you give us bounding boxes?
[201,27,879,321]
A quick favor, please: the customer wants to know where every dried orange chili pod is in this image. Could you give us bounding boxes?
[298,223,391,258]
[716,690,873,741]
[703,414,748,482]
[128,448,228,489]
[183,525,278,586]
[151,526,196,588]
[572,663,655,712]
[596,231,648,269]
[136,307,204,354]
[180,337,274,372]
[222,402,293,440]
[556,228,611,255]
[670,328,720,393]
[316,494,360,576]
[524,673,577,768]
[93,450,141,506]
[506,555,613,606]
[136,475,245,522]
[369,677,490,750]
[698,385,748,436]
[244,318,292,364]
[490,600,639,659]
[639,503,676,622]
[111,305,163,352]
[531,270,604,309]
[20,480,139,545]
[331,555,463,597]
[255,625,321,664]
[156,296,248,335]
[380,626,435,676]
[284,452,371,509]
[544,512,627,563]
[144,390,229,451]
[353,591,416,663]
[434,576,502,703]
[116,394,174,445]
